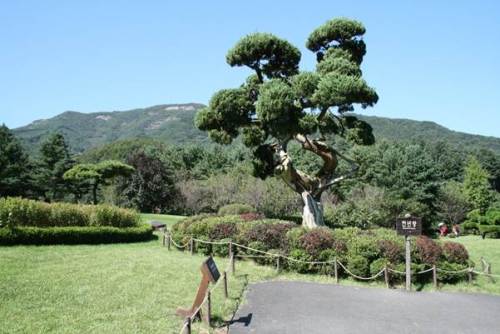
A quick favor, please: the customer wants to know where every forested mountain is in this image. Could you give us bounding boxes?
[13,103,207,153]
[12,103,500,154]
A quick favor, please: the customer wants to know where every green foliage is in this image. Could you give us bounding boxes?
[217,204,256,216]
[226,33,301,79]
[0,197,139,228]
[463,157,494,212]
[437,181,469,225]
[0,224,153,245]
[117,150,176,213]
[64,160,134,204]
[197,17,378,183]
[346,254,369,277]
[36,133,74,201]
[0,124,33,197]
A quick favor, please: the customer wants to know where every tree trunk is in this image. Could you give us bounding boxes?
[301,191,325,228]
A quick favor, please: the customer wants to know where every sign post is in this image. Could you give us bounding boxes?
[395,216,422,291]
[176,256,220,321]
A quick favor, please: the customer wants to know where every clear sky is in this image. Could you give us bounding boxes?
[1,0,499,137]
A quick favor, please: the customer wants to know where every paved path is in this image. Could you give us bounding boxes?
[229,281,500,334]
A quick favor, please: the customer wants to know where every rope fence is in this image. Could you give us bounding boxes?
[165,231,497,333]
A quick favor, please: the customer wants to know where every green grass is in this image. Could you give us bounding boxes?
[1,215,499,334]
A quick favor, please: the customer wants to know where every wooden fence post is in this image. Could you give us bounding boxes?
[190,238,194,255]
[229,240,233,258]
[162,233,166,247]
[487,263,495,283]
[468,268,473,284]
[231,254,235,275]
[334,257,339,284]
[206,290,211,326]
[167,233,171,251]
[433,265,438,289]
[384,266,389,289]
[184,317,191,334]
[223,271,228,299]
[276,257,280,273]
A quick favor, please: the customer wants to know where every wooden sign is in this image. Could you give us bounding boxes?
[176,256,220,320]
[396,217,422,236]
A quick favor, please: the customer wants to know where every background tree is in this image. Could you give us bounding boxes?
[475,149,500,192]
[195,18,378,228]
[437,181,470,226]
[64,160,134,204]
[36,133,74,201]
[463,157,493,213]
[117,150,176,213]
[0,124,33,197]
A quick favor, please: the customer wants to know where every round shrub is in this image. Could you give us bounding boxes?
[240,212,265,221]
[347,255,369,278]
[92,205,139,227]
[437,261,469,283]
[208,222,238,240]
[288,249,312,273]
[415,236,442,265]
[378,239,404,263]
[348,235,380,261]
[218,204,256,216]
[298,227,335,257]
[370,258,388,276]
[285,227,307,250]
[241,221,294,250]
[212,238,232,257]
[442,242,468,264]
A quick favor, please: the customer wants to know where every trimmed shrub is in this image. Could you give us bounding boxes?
[240,212,265,222]
[240,221,294,250]
[218,204,255,216]
[436,261,469,283]
[0,197,139,228]
[442,242,468,264]
[288,249,312,273]
[378,240,404,263]
[0,224,154,245]
[415,236,442,265]
[347,235,380,261]
[298,228,335,257]
[208,222,238,240]
[346,255,369,278]
[370,258,389,276]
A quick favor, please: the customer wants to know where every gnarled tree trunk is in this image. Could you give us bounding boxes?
[301,191,324,228]
[272,136,356,229]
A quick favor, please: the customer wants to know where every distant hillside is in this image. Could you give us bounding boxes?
[13,103,500,154]
[13,103,207,153]
[356,115,500,153]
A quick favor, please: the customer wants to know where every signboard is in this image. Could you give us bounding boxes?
[176,256,220,319]
[203,256,220,283]
[396,217,422,236]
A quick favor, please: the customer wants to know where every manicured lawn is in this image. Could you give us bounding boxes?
[1,214,499,333]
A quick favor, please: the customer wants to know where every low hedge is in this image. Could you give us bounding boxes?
[217,204,256,216]
[171,215,472,284]
[0,224,154,245]
[0,197,140,228]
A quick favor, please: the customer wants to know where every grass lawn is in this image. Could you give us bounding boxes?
[1,215,499,333]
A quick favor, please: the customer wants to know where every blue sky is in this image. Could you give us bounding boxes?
[1,0,499,137]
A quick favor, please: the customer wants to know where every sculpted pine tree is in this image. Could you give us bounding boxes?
[195,18,378,228]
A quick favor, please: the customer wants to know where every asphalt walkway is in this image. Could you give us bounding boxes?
[229,281,500,334]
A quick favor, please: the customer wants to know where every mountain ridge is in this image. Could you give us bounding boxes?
[12,103,500,154]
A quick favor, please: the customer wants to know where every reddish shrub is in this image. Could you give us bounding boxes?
[442,242,469,264]
[415,236,442,264]
[242,223,294,250]
[208,223,237,240]
[240,212,265,222]
[299,228,335,257]
[378,240,404,263]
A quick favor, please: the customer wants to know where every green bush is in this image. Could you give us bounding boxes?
[0,224,154,245]
[288,249,312,273]
[0,197,139,228]
[436,261,469,283]
[218,204,255,216]
[346,255,369,278]
[370,258,389,276]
